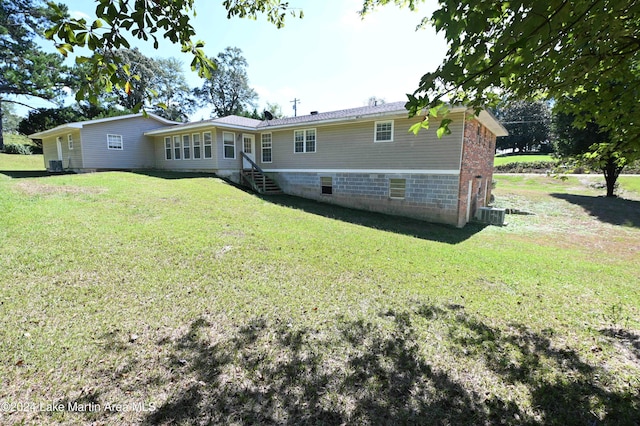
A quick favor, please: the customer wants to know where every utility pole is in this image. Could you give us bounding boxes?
[290,98,301,117]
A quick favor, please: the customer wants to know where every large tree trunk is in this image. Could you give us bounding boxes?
[0,98,4,151]
[602,158,623,197]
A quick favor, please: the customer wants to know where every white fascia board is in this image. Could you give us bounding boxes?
[144,121,258,136]
[29,113,179,139]
[262,168,460,175]
[145,122,218,136]
[28,123,83,139]
[476,109,509,137]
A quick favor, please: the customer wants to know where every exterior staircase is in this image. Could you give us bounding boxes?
[240,152,282,194]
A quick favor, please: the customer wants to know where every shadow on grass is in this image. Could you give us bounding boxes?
[131,172,486,243]
[551,193,640,228]
[600,328,640,362]
[0,170,55,178]
[73,304,634,425]
[259,193,486,244]
[132,170,219,180]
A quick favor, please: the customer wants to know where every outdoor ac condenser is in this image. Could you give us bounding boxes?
[476,207,506,226]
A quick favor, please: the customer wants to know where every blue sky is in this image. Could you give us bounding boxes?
[35,0,447,120]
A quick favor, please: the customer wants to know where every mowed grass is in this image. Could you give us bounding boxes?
[494,154,554,166]
[0,152,45,171]
[0,170,639,425]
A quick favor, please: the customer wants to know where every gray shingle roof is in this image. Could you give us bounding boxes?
[212,115,262,127]
[257,101,408,128]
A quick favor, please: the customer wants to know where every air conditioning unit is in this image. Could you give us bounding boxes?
[476,207,506,226]
[49,160,63,172]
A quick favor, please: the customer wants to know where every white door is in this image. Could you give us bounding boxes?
[242,134,256,169]
[56,138,63,160]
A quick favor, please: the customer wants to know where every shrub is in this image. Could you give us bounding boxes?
[2,143,33,155]
[494,161,557,173]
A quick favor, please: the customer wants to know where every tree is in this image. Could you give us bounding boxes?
[494,100,551,153]
[359,1,639,140]
[151,58,197,122]
[18,104,129,145]
[1,103,21,133]
[194,47,258,118]
[264,101,284,119]
[106,48,161,110]
[366,97,386,107]
[46,0,301,109]
[553,105,638,197]
[0,0,72,150]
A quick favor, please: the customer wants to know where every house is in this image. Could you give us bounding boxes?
[31,102,507,227]
[29,113,178,171]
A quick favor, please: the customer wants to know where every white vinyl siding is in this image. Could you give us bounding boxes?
[261,113,465,171]
[261,133,272,163]
[294,129,316,153]
[107,134,123,150]
[67,134,74,150]
[164,137,172,160]
[223,132,235,159]
[203,132,213,159]
[193,133,201,159]
[375,120,394,142]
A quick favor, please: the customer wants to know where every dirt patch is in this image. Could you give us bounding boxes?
[15,182,107,196]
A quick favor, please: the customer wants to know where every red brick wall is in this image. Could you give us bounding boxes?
[457,116,497,227]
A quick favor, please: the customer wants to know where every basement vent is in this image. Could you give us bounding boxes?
[389,178,406,199]
[321,176,333,194]
[476,207,506,226]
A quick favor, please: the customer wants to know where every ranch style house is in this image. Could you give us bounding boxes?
[29,101,508,227]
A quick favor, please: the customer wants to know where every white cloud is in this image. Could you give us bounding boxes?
[69,10,92,21]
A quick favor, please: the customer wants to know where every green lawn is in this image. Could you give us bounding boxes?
[0,170,638,424]
[0,152,44,171]
[494,154,554,166]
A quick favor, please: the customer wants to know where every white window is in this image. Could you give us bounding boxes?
[193,133,201,159]
[173,135,181,160]
[107,134,123,150]
[182,134,191,159]
[261,133,272,163]
[294,129,316,153]
[164,137,172,160]
[67,134,74,150]
[389,178,406,199]
[203,132,212,159]
[223,132,235,159]
[375,120,394,142]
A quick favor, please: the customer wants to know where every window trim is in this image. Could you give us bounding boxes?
[261,132,272,163]
[67,134,74,150]
[223,131,236,159]
[192,133,201,159]
[294,128,316,153]
[164,136,172,160]
[203,131,213,159]
[182,134,191,160]
[173,135,181,160]
[107,134,123,150]
[374,120,394,143]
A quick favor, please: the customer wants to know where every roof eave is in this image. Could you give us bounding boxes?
[475,109,509,137]
[143,121,259,136]
[28,123,83,139]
